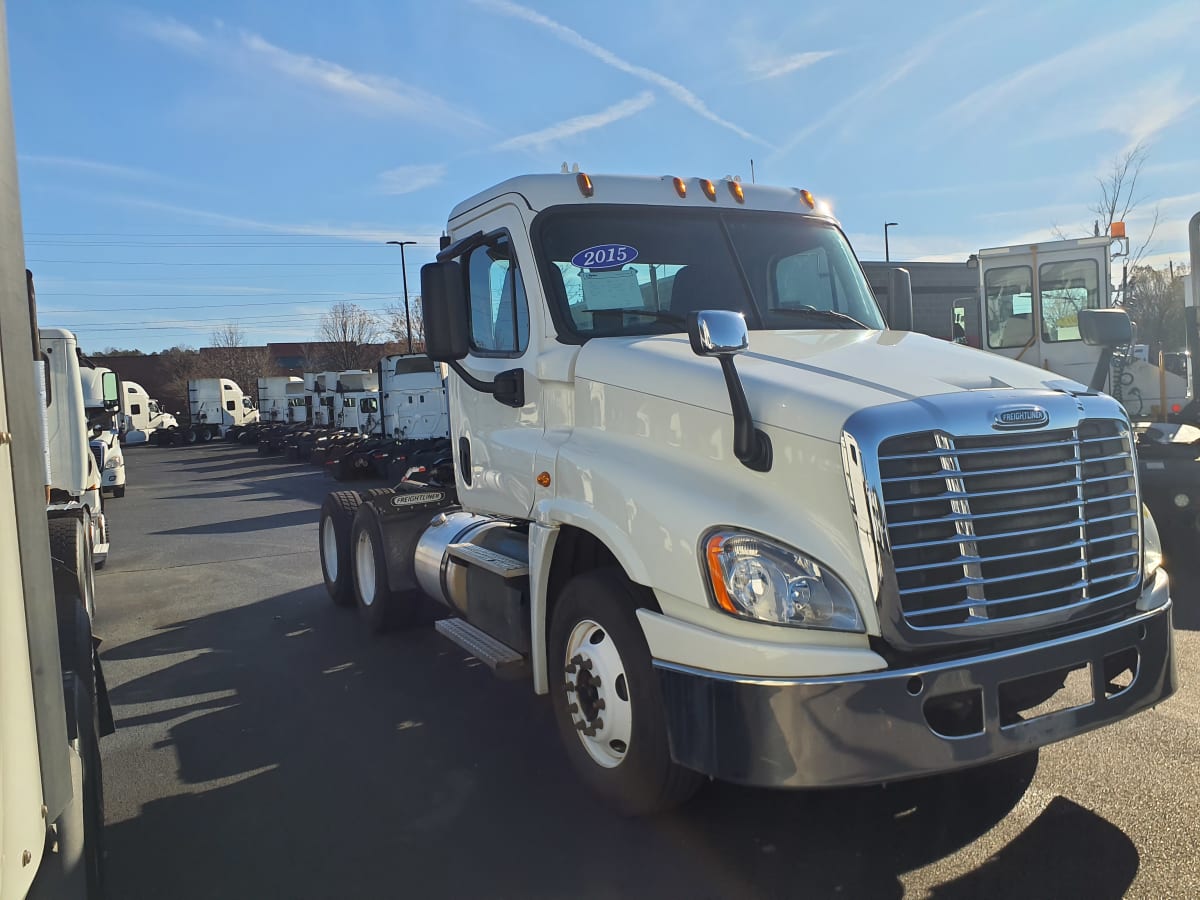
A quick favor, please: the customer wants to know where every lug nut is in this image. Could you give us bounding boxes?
[592,717,604,730]
[565,663,578,674]
[564,683,575,693]
[580,659,593,671]
[595,699,606,710]
[567,703,578,714]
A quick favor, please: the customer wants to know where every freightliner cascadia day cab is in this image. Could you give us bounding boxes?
[320,173,1175,815]
[379,354,449,441]
[183,377,258,443]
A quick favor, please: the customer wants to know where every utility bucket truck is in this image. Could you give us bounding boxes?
[319,172,1175,815]
[78,361,125,498]
[121,380,177,445]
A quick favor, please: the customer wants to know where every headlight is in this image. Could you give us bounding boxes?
[702,530,864,632]
[1142,504,1163,583]
[104,456,123,469]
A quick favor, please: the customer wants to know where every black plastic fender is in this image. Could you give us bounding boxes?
[360,485,459,596]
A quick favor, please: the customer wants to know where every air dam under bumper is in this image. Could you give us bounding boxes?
[656,601,1175,789]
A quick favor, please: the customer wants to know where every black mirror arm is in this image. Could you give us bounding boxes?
[445,360,525,409]
[1088,346,1114,393]
[718,355,772,472]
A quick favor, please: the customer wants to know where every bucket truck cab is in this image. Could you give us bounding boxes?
[320,173,1175,816]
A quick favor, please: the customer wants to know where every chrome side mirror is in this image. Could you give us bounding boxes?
[688,309,749,357]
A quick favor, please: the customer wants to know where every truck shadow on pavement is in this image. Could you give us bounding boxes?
[100,585,1141,900]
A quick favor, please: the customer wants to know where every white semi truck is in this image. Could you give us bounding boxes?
[320,172,1175,814]
[40,328,110,568]
[257,375,302,423]
[1,20,111,892]
[120,380,177,444]
[78,362,125,498]
[331,370,379,434]
[380,354,449,440]
[181,377,258,443]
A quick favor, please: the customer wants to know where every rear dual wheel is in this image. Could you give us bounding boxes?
[350,510,439,632]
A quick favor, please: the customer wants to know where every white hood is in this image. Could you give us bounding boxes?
[574,330,1087,443]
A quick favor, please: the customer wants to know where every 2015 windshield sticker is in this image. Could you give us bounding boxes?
[571,244,638,270]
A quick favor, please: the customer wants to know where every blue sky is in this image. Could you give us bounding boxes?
[9,0,1199,352]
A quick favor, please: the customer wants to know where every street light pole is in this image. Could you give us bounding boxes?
[884,222,898,262]
[386,239,418,354]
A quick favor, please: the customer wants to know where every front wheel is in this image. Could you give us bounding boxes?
[548,568,702,815]
[111,485,125,499]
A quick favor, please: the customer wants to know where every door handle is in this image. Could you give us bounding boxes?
[458,436,472,486]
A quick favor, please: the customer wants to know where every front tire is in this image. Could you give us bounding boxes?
[549,568,702,815]
[111,485,125,499]
[48,515,97,623]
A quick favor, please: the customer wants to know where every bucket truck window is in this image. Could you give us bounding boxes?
[465,233,529,357]
[985,265,1034,349]
[1039,259,1099,342]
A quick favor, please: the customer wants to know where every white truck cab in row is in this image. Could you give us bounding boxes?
[322,173,1175,814]
[78,362,125,498]
[184,377,258,443]
[39,328,110,566]
[121,379,177,444]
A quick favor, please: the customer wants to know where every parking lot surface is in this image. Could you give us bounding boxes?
[97,444,1200,899]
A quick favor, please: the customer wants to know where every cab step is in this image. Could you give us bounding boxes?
[435,618,528,679]
[446,542,528,578]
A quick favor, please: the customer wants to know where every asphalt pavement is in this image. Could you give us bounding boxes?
[95,443,1200,900]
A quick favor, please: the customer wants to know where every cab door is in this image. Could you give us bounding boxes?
[446,201,545,519]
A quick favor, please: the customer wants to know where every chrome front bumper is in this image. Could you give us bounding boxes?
[656,600,1175,788]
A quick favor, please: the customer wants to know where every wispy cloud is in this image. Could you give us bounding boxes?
[1097,72,1200,152]
[747,50,839,82]
[376,163,447,196]
[128,12,486,132]
[95,191,432,244]
[496,91,655,152]
[942,3,1200,129]
[20,154,179,185]
[472,0,769,147]
[773,8,988,160]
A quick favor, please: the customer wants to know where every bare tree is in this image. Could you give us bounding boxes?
[1090,142,1159,264]
[206,322,275,398]
[317,302,383,370]
[384,296,425,354]
[1050,142,1160,264]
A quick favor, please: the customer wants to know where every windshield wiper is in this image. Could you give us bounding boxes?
[767,307,868,329]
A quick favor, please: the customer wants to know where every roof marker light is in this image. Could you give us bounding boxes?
[727,179,745,203]
[577,172,594,197]
[673,177,687,198]
[799,189,815,209]
[1111,221,1126,238]
[700,179,717,201]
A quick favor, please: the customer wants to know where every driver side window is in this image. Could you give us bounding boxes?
[466,234,529,357]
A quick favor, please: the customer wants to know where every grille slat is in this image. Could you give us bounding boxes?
[879,419,1140,633]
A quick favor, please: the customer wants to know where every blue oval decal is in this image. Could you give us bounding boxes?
[570,243,638,270]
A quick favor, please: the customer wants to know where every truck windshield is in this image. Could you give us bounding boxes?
[533,205,885,340]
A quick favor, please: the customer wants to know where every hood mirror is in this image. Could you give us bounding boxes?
[686,310,771,472]
[688,309,748,357]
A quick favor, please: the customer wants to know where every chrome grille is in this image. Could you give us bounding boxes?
[878,420,1140,632]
